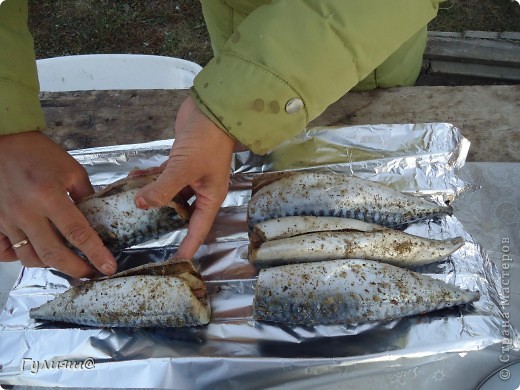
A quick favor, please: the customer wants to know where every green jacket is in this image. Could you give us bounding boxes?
[192,0,443,154]
[0,0,46,135]
[0,0,442,155]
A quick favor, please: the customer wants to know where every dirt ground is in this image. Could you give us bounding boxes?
[27,0,520,86]
[28,1,519,63]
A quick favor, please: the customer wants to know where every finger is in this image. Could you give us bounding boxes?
[174,201,220,259]
[3,229,46,267]
[134,167,186,209]
[45,201,117,276]
[0,234,18,261]
[14,243,43,268]
[23,219,97,278]
[18,246,47,268]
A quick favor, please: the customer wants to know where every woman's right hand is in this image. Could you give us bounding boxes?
[134,96,236,260]
[0,131,117,278]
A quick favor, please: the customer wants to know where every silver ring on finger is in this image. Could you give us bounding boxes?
[12,238,30,249]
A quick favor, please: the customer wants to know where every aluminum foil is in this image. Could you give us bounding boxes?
[0,123,516,389]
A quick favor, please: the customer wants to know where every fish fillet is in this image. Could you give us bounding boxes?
[247,172,452,230]
[253,259,479,325]
[30,259,210,327]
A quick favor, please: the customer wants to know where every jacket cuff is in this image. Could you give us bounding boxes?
[191,54,307,155]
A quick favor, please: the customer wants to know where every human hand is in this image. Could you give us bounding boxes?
[0,132,117,278]
[134,96,236,259]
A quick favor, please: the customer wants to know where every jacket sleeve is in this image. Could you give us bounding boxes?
[0,0,46,136]
[192,0,442,155]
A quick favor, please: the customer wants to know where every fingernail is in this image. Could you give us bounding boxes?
[135,196,150,209]
[101,262,116,275]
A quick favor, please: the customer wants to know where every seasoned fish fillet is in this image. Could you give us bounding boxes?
[251,216,385,245]
[30,259,210,327]
[247,172,452,230]
[250,217,464,267]
[253,259,479,325]
[77,173,191,251]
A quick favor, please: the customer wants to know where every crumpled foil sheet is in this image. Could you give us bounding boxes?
[0,123,516,388]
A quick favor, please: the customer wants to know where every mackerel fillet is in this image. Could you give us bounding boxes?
[30,259,210,327]
[247,172,452,230]
[78,173,191,251]
[253,259,479,325]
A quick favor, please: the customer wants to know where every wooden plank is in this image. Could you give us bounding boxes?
[41,89,190,150]
[425,36,520,68]
[462,31,501,40]
[424,33,520,80]
[428,60,520,80]
[310,85,520,162]
[40,85,520,162]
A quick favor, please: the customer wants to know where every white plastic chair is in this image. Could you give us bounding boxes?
[37,54,202,92]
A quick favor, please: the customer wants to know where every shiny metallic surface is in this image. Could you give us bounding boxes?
[0,123,516,388]
[10,239,29,249]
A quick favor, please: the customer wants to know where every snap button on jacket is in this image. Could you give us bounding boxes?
[193,0,444,154]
